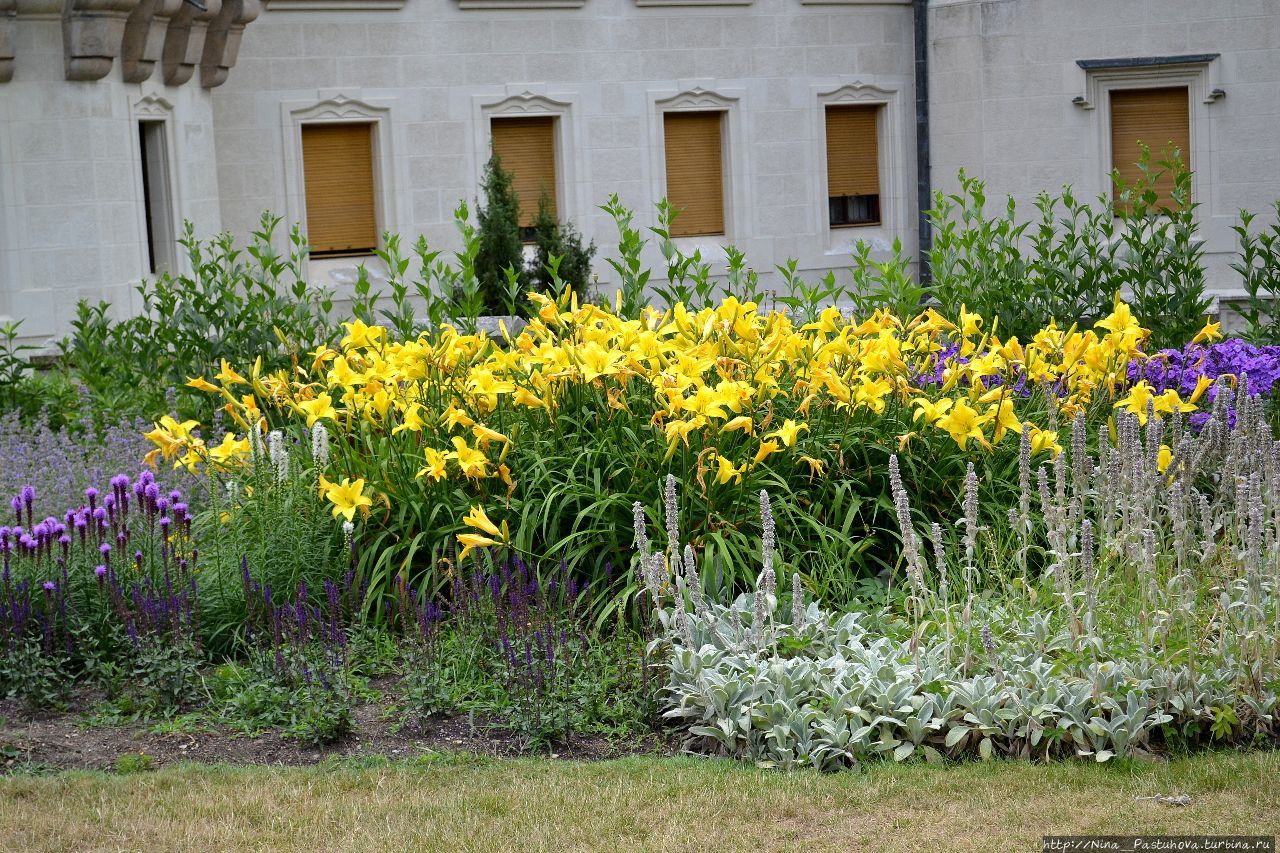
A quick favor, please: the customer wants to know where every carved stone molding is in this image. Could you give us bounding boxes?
[485,90,572,116]
[655,86,739,111]
[0,0,15,83]
[199,0,258,88]
[818,80,899,104]
[133,90,173,117]
[119,0,179,83]
[62,0,137,80]
[161,0,221,85]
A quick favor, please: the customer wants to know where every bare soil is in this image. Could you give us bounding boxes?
[0,683,675,772]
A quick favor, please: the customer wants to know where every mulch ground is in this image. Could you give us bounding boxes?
[0,683,676,772]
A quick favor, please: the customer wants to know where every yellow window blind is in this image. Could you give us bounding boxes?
[663,111,725,237]
[825,104,880,199]
[491,116,558,229]
[301,123,378,256]
[1110,86,1190,211]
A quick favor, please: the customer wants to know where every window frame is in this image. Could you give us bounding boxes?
[1074,59,1219,218]
[130,94,183,279]
[474,89,580,236]
[812,81,907,255]
[648,86,748,248]
[299,122,380,258]
[281,94,399,265]
[823,102,884,230]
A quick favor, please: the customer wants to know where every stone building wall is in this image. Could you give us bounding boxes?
[928,0,1280,303]
[211,0,919,306]
[0,1,255,343]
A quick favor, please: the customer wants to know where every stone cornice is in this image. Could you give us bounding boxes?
[2,0,259,85]
[119,0,180,82]
[0,0,15,83]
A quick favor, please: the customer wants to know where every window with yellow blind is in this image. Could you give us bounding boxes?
[490,116,558,240]
[301,123,378,257]
[663,111,726,238]
[1109,86,1190,212]
[825,104,881,227]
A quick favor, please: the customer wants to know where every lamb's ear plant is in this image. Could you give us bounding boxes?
[642,389,1280,768]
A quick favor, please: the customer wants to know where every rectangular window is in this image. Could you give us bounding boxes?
[1109,86,1190,212]
[662,111,725,238]
[490,116,558,241]
[138,121,175,274]
[825,104,881,228]
[301,123,378,257]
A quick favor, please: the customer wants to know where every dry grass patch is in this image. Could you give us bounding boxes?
[2,751,1278,852]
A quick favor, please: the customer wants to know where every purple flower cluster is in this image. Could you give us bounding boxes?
[1,471,197,661]
[243,565,362,690]
[0,411,201,523]
[1130,338,1280,401]
[450,554,589,704]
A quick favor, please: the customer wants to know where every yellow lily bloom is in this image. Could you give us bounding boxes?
[448,436,489,479]
[185,376,219,394]
[297,393,338,428]
[713,454,744,485]
[766,419,808,448]
[319,476,372,522]
[753,439,781,466]
[416,448,449,482]
[935,399,989,450]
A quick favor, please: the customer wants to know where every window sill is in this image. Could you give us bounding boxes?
[268,0,406,9]
[459,0,585,8]
[635,0,751,6]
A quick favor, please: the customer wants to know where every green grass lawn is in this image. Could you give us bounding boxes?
[3,750,1278,851]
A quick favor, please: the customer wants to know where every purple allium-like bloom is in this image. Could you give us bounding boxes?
[41,580,55,593]
[94,564,107,581]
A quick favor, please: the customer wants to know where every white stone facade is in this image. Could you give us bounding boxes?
[1,0,1278,344]
[211,0,918,309]
[928,0,1280,307]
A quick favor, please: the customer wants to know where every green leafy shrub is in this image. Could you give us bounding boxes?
[60,213,336,424]
[1232,201,1280,345]
[928,147,1209,349]
[474,154,527,316]
[527,190,596,303]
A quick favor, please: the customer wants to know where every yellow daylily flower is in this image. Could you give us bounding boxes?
[463,505,508,540]
[713,454,745,485]
[214,359,248,387]
[298,393,338,428]
[753,440,781,466]
[798,455,827,478]
[457,533,499,563]
[448,436,489,479]
[416,448,449,482]
[319,476,372,522]
[1191,319,1222,344]
[766,419,809,448]
[185,376,219,394]
[935,399,989,450]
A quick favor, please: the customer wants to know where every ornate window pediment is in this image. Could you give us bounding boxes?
[656,87,739,112]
